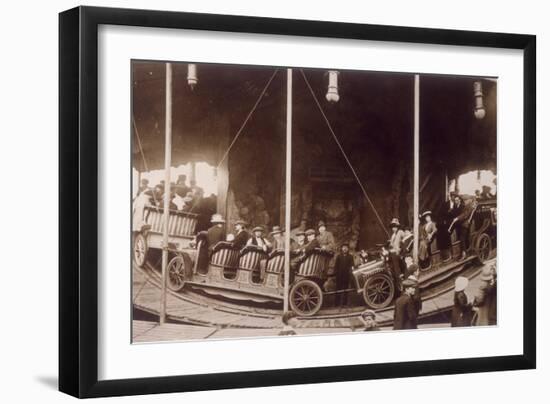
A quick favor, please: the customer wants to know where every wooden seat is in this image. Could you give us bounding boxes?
[144,206,198,237]
[297,249,333,278]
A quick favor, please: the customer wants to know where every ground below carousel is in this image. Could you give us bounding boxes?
[131,257,495,342]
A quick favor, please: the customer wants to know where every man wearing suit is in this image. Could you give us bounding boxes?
[334,243,355,306]
[232,220,250,250]
[393,279,419,330]
[448,195,471,260]
[206,214,226,251]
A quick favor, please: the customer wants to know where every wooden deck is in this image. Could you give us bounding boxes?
[132,257,495,342]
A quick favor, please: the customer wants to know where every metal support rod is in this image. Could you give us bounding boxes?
[160,62,172,325]
[283,68,292,315]
[413,74,420,264]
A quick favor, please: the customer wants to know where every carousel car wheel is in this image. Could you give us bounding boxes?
[289,279,323,317]
[362,273,395,309]
[133,233,148,268]
[167,254,193,292]
[475,233,492,263]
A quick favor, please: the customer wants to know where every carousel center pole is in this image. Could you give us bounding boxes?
[283,68,292,315]
[413,74,420,264]
[160,62,173,325]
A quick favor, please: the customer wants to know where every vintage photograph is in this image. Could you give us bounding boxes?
[131,61,497,342]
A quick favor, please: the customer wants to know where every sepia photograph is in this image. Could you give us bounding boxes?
[131,60,497,343]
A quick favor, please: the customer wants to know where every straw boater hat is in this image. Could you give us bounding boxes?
[420,210,432,219]
[252,226,264,233]
[234,219,247,227]
[270,226,283,236]
[480,266,494,281]
[210,214,225,224]
[389,218,401,228]
[361,309,376,320]
[454,276,469,292]
[305,229,316,236]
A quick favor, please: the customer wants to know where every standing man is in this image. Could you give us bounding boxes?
[388,218,405,290]
[317,221,335,252]
[448,195,471,260]
[232,220,250,250]
[393,279,419,330]
[334,243,355,306]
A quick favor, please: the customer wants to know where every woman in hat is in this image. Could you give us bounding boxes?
[451,276,473,327]
[473,266,497,326]
[418,211,438,264]
[317,221,335,252]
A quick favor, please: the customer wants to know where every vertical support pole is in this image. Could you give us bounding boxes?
[190,161,196,182]
[283,69,292,315]
[413,74,420,264]
[160,62,172,325]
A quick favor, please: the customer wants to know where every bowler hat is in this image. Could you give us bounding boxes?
[305,229,316,236]
[389,218,401,228]
[270,226,283,236]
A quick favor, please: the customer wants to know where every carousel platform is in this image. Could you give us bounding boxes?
[132,256,494,342]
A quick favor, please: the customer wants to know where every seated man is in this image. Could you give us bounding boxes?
[232,220,250,250]
[289,230,307,283]
[206,214,226,252]
[246,226,272,252]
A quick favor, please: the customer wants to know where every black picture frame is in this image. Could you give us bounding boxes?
[59,6,536,398]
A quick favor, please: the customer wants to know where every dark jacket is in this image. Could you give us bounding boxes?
[451,291,472,327]
[206,225,225,250]
[303,238,321,255]
[334,253,354,288]
[393,294,418,330]
[233,230,250,250]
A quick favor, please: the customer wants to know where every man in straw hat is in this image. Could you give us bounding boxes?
[451,276,473,327]
[388,218,405,291]
[232,219,250,250]
[270,226,286,250]
[206,214,226,251]
[360,309,380,332]
[393,278,419,330]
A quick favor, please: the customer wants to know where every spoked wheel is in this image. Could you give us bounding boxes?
[362,273,395,309]
[289,279,323,317]
[167,254,193,292]
[475,233,492,263]
[133,233,148,267]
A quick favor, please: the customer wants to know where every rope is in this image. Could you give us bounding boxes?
[216,69,279,170]
[133,116,161,207]
[299,69,389,237]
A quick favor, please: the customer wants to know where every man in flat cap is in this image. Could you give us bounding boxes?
[393,278,419,330]
[232,220,250,250]
[304,228,320,254]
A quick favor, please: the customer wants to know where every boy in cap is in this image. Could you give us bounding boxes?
[393,278,419,330]
[360,310,380,331]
